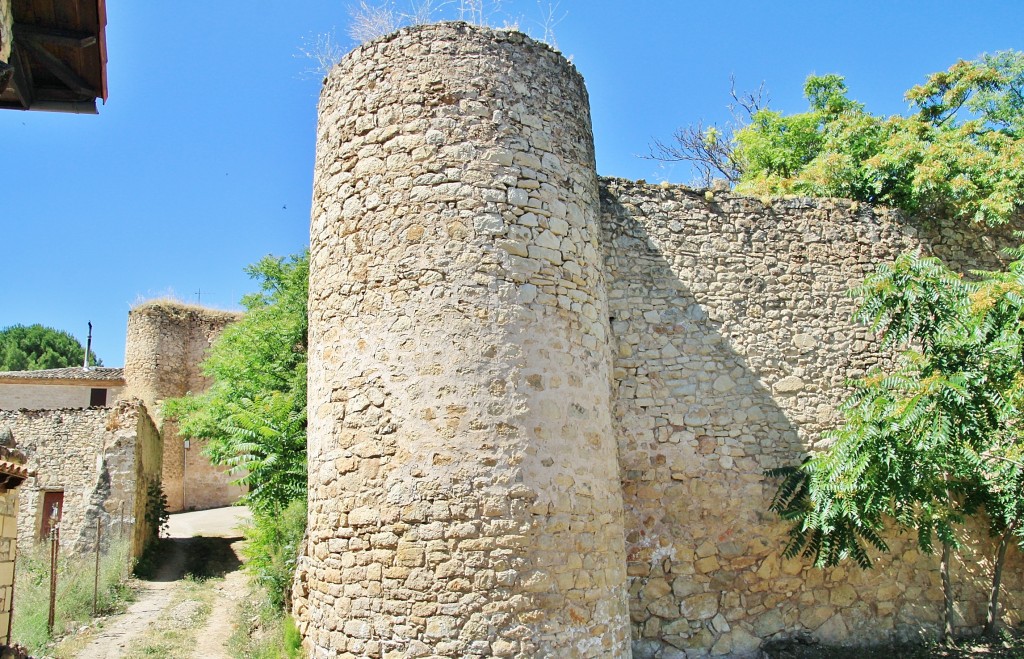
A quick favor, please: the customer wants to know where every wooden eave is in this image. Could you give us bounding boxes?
[0,459,32,486]
[0,0,107,113]
[0,445,31,490]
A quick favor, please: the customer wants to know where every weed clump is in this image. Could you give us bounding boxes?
[12,537,134,654]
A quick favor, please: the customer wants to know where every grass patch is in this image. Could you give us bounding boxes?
[229,499,305,658]
[131,297,241,319]
[229,582,302,659]
[242,499,306,610]
[12,537,134,656]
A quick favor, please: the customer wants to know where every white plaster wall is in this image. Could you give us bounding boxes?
[0,383,124,411]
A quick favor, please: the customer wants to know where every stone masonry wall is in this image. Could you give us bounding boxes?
[0,489,16,644]
[122,401,162,558]
[0,0,12,65]
[300,21,1024,659]
[124,301,244,512]
[0,400,162,558]
[300,22,630,658]
[601,178,1024,657]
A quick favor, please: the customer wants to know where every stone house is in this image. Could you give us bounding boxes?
[0,0,122,550]
[0,300,246,555]
[0,367,158,556]
[0,401,160,557]
[0,366,125,411]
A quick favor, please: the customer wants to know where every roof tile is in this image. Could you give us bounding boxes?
[0,367,124,382]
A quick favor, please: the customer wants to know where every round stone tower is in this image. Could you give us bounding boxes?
[123,301,243,512]
[300,22,630,658]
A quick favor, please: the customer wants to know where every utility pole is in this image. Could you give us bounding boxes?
[83,321,92,369]
[183,438,189,510]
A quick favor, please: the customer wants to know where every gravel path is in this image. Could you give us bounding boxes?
[71,507,250,659]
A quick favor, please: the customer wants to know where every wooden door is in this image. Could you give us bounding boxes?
[38,491,63,540]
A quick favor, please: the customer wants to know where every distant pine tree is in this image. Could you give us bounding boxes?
[0,324,102,371]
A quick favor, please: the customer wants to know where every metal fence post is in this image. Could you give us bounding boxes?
[93,517,102,615]
[46,503,60,635]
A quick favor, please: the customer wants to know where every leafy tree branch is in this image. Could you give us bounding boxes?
[654,51,1024,226]
[164,252,309,515]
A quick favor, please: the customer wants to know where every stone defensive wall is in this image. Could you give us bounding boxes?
[0,400,161,558]
[297,21,1024,658]
[601,179,1022,657]
[124,301,245,512]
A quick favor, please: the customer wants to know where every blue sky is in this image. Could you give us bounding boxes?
[2,1,1022,366]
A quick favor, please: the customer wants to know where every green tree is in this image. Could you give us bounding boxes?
[164,252,308,515]
[0,324,102,371]
[653,51,1024,226]
[768,252,1024,642]
[164,251,308,611]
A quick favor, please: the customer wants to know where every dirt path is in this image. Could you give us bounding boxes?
[192,557,248,659]
[71,541,186,658]
[71,507,251,659]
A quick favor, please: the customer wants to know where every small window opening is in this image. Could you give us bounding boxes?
[90,388,107,407]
